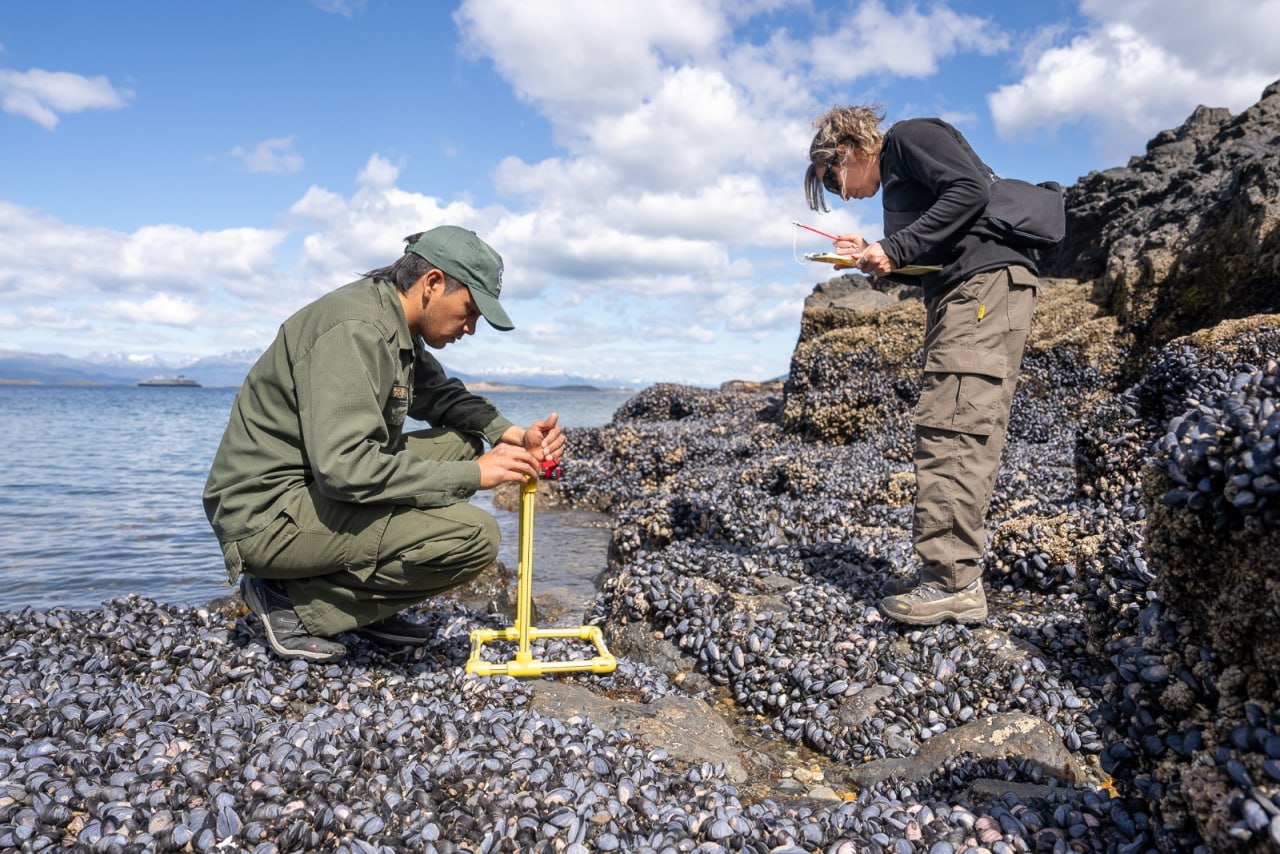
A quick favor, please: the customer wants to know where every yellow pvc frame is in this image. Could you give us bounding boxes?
[466,479,617,677]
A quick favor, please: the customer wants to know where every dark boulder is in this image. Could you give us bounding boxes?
[1042,80,1280,351]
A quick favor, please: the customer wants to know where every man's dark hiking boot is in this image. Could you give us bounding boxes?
[355,612,435,646]
[878,579,988,625]
[241,576,347,662]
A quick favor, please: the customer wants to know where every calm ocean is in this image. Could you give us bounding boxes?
[0,385,635,615]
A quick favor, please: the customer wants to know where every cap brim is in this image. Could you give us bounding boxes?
[469,286,514,331]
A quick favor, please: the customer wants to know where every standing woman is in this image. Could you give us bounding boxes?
[804,105,1041,626]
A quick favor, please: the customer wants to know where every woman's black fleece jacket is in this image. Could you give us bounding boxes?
[877,117,1037,299]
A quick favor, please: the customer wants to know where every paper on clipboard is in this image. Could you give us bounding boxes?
[804,253,942,276]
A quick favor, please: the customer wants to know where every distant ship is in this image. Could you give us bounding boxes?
[137,375,202,387]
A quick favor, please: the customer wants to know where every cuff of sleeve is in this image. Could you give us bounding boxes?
[881,238,902,267]
[482,415,517,446]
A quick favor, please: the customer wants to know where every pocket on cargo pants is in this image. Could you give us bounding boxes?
[915,348,1009,436]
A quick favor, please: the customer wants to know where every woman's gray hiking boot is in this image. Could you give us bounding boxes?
[878,579,988,625]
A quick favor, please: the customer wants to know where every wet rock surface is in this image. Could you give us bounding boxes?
[842,712,1091,791]
[527,681,749,784]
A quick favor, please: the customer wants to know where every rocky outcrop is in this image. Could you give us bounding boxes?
[1042,80,1280,352]
[782,290,923,455]
[803,273,921,312]
[1068,312,1280,853]
[782,276,1125,454]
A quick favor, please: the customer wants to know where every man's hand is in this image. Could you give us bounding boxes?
[522,412,564,462]
[477,444,540,488]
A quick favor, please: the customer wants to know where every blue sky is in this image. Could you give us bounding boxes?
[3,0,1279,387]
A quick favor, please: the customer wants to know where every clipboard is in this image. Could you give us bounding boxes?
[804,253,942,276]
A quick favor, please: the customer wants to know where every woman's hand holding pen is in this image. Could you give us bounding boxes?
[834,234,895,276]
[833,233,868,258]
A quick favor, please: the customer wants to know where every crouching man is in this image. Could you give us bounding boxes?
[204,226,562,661]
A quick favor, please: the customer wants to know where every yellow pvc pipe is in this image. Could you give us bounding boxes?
[467,475,616,677]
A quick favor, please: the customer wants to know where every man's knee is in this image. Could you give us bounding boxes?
[415,507,498,595]
[395,503,499,574]
[469,509,500,570]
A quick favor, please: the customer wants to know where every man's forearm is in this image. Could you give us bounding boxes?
[497,425,527,447]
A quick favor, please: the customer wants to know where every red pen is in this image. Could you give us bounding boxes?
[792,221,840,241]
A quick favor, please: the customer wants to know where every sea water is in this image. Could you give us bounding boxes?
[0,385,635,615]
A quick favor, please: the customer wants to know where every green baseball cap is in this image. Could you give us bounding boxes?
[405,225,513,331]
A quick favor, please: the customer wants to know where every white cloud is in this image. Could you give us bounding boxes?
[289,154,493,290]
[458,0,1011,197]
[20,306,90,332]
[1077,0,1280,76]
[119,225,286,286]
[101,293,199,326]
[0,201,286,298]
[519,222,735,285]
[454,0,724,133]
[604,175,778,242]
[0,67,131,129]
[228,136,305,174]
[285,161,749,296]
[809,0,1007,81]
[685,325,718,344]
[989,0,1280,159]
[719,282,810,334]
[586,66,758,191]
[358,154,401,189]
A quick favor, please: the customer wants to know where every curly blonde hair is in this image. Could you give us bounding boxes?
[805,104,887,211]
